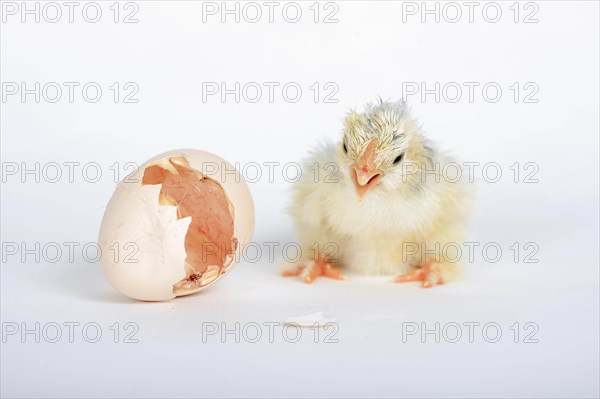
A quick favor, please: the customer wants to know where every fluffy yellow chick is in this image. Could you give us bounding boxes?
[284,99,472,287]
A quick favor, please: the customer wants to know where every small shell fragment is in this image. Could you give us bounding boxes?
[284,312,336,328]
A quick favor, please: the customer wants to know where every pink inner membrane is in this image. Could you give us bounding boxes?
[141,156,237,295]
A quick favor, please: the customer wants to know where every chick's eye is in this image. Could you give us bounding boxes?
[393,153,404,164]
[343,142,348,154]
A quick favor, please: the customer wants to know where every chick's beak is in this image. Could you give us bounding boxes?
[351,138,384,201]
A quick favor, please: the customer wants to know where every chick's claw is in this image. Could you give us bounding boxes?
[394,261,444,288]
[393,268,426,283]
[422,264,444,288]
[282,259,345,283]
[281,264,304,277]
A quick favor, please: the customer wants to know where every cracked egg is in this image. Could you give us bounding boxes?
[99,149,254,301]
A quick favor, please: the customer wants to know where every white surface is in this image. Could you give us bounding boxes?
[1,1,599,398]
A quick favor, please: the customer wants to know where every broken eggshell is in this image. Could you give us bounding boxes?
[99,149,254,301]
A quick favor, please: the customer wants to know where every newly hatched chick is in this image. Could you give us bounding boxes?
[284,99,471,287]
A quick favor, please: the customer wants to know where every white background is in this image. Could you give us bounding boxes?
[1,1,599,397]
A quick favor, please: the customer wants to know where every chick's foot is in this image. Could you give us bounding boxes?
[282,259,345,284]
[394,261,444,288]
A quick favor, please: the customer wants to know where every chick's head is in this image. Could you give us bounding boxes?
[336,99,430,200]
